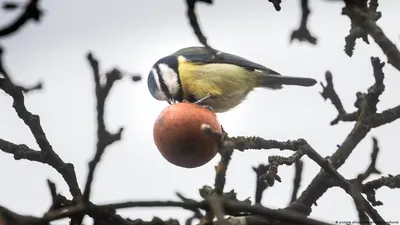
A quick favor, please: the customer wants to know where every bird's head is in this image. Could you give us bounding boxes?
[147,55,182,105]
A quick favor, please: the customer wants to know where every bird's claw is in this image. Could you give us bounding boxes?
[192,95,214,112]
[202,105,215,113]
[181,95,214,112]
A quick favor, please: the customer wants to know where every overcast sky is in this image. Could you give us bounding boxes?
[0,0,399,224]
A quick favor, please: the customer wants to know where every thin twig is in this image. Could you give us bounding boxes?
[0,0,43,38]
[74,52,125,225]
[82,52,124,202]
[342,1,400,72]
[0,47,43,93]
[185,0,218,57]
[358,137,381,181]
[342,0,372,57]
[46,179,59,211]
[253,164,270,204]
[320,71,359,125]
[290,0,317,44]
[268,0,282,11]
[290,160,304,203]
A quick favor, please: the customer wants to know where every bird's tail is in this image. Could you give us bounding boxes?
[256,73,317,89]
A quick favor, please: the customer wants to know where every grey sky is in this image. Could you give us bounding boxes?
[0,0,399,224]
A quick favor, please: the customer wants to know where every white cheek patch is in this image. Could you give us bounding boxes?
[158,63,180,97]
[151,68,167,101]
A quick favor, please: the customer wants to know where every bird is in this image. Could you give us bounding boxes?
[147,46,317,113]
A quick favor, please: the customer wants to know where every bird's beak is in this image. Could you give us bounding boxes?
[167,99,172,105]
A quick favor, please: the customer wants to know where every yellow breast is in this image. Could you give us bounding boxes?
[177,56,257,102]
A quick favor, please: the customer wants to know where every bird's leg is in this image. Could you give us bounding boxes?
[202,105,215,113]
[195,95,215,112]
[181,95,215,112]
[194,94,212,105]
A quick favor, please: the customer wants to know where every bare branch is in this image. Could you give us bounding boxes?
[268,0,282,11]
[0,139,44,162]
[125,217,180,225]
[206,195,227,225]
[290,141,384,225]
[177,193,204,225]
[328,137,384,208]
[200,126,232,198]
[229,136,309,151]
[253,164,269,204]
[0,47,43,94]
[362,174,400,207]
[0,0,43,38]
[290,0,317,45]
[364,174,400,191]
[46,179,63,212]
[1,2,399,225]
[214,146,233,195]
[371,105,400,127]
[320,71,346,116]
[342,1,400,72]
[30,198,335,225]
[350,178,370,225]
[290,160,304,203]
[0,205,48,225]
[69,52,126,225]
[200,126,234,223]
[342,0,373,57]
[185,0,218,57]
[18,81,43,93]
[41,190,133,225]
[228,137,310,191]
[320,71,359,125]
[2,2,20,11]
[358,137,381,182]
[321,57,391,126]
[0,78,82,200]
[265,151,304,186]
[82,53,124,203]
[229,135,382,224]
[199,186,252,211]
[131,74,142,82]
[288,57,389,223]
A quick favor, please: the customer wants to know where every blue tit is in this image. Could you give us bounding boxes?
[147,46,317,113]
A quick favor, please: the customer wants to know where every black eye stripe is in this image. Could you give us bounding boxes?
[155,66,172,100]
[153,56,183,103]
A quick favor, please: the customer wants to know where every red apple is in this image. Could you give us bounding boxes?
[153,102,222,168]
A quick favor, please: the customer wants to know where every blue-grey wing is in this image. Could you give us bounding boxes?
[171,46,280,75]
